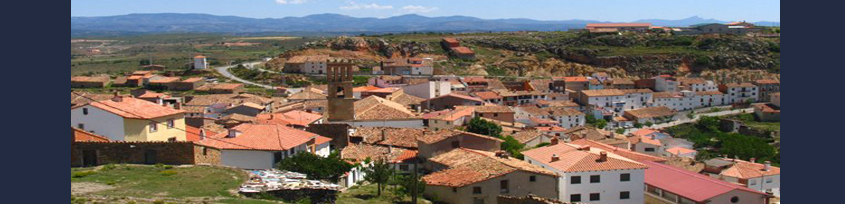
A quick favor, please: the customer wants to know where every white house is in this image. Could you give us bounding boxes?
[719,83,759,104]
[704,158,781,197]
[402,81,452,99]
[198,124,332,170]
[194,55,208,70]
[654,75,679,93]
[523,143,647,204]
[577,89,653,117]
[70,95,187,142]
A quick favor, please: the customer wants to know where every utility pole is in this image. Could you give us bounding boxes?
[411,158,418,204]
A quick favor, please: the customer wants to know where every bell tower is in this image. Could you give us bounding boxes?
[327,58,356,121]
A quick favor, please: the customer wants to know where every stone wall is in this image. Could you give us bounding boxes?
[498,195,572,204]
[306,124,351,149]
[71,141,221,167]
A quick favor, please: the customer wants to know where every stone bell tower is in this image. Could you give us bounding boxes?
[327,58,356,121]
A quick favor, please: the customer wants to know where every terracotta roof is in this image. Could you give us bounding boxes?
[394,149,419,163]
[510,130,548,144]
[198,124,324,151]
[424,148,557,187]
[255,110,323,127]
[442,38,459,44]
[548,100,580,108]
[570,139,667,162]
[418,129,504,144]
[530,117,558,125]
[723,83,756,88]
[389,93,425,107]
[425,106,475,121]
[76,97,185,119]
[563,76,589,82]
[625,107,677,119]
[463,77,487,83]
[549,107,584,117]
[210,83,244,90]
[754,103,780,113]
[581,89,626,97]
[666,147,697,155]
[642,160,767,203]
[534,126,567,132]
[182,77,204,83]
[71,75,110,83]
[696,91,724,96]
[353,127,426,149]
[471,105,514,113]
[621,89,654,94]
[523,143,648,173]
[288,90,327,100]
[71,127,110,142]
[754,79,779,84]
[194,55,207,59]
[719,159,781,179]
[473,91,502,100]
[341,143,408,163]
[451,47,474,55]
[354,96,416,120]
[611,78,635,85]
[353,85,381,92]
[426,93,484,103]
[71,92,116,107]
[149,77,180,83]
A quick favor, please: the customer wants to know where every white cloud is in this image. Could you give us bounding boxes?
[402,5,439,13]
[275,0,308,4]
[340,1,393,10]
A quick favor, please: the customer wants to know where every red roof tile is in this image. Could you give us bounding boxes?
[72,127,110,142]
[76,97,185,119]
[522,143,648,173]
[570,139,667,162]
[198,124,320,151]
[642,160,767,202]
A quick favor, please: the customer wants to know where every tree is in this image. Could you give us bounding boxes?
[595,119,608,129]
[644,121,654,127]
[391,174,425,199]
[500,136,526,159]
[696,116,721,133]
[276,151,353,183]
[467,117,502,137]
[586,115,598,124]
[363,158,394,197]
[634,123,644,128]
[615,128,626,135]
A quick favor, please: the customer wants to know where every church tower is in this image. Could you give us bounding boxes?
[326,58,356,121]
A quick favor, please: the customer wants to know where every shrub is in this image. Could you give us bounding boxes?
[160,170,178,176]
[72,171,97,178]
[101,164,116,171]
[163,165,174,170]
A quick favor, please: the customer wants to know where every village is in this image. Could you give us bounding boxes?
[71,22,780,204]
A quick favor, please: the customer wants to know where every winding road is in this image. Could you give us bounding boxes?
[214,61,276,89]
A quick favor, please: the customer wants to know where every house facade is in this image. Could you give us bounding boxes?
[71,96,187,142]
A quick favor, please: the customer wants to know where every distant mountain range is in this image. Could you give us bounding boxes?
[70,13,780,36]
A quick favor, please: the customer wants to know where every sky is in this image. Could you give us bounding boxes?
[71,0,780,22]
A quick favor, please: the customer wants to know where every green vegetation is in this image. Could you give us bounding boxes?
[586,115,608,129]
[500,136,526,159]
[336,184,430,204]
[363,158,395,197]
[729,113,781,132]
[665,116,779,166]
[466,117,503,138]
[70,165,277,203]
[276,151,354,183]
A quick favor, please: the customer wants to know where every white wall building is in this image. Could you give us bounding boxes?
[523,144,647,204]
[654,75,679,93]
[194,56,208,70]
[719,83,760,104]
[402,81,452,99]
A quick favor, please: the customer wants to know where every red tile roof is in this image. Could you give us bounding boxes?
[428,93,484,103]
[72,127,110,142]
[570,139,667,162]
[76,97,185,119]
[198,124,324,151]
[442,38,460,44]
[451,47,475,55]
[642,160,768,202]
[418,130,504,144]
[424,149,557,187]
[255,110,323,127]
[522,143,648,173]
[473,91,502,100]
[563,76,589,82]
[719,159,781,179]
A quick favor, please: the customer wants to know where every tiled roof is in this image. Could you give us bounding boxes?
[723,83,756,88]
[442,38,459,44]
[255,110,323,127]
[719,159,781,179]
[72,127,110,142]
[354,96,416,120]
[353,85,381,92]
[353,127,426,149]
[522,143,648,173]
[625,107,677,119]
[642,160,767,203]
[549,107,584,117]
[149,77,180,83]
[71,75,110,83]
[473,91,502,100]
[581,89,626,97]
[471,105,514,113]
[341,143,408,163]
[427,93,484,103]
[695,91,724,96]
[288,90,327,100]
[666,147,697,155]
[611,78,635,85]
[754,79,779,84]
[510,130,548,144]
[563,77,589,82]
[210,83,244,90]
[451,47,474,55]
[198,124,325,151]
[424,148,557,187]
[570,139,667,162]
[425,106,475,121]
[677,77,707,85]
[754,103,780,113]
[418,129,504,144]
[389,93,425,107]
[78,97,185,119]
[530,117,558,125]
[621,89,654,94]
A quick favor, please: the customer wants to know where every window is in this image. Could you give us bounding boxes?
[570,194,581,202]
[590,175,600,183]
[529,176,536,182]
[621,173,631,182]
[620,191,630,200]
[452,141,460,148]
[168,137,176,142]
[149,122,158,132]
[494,113,499,117]
[77,123,85,130]
[82,108,89,115]
[731,196,740,203]
[479,113,485,117]
[590,193,600,201]
[571,176,581,184]
[766,178,773,183]
[202,147,208,156]
[473,187,482,194]
[645,148,655,152]
[500,180,509,193]
[167,119,175,129]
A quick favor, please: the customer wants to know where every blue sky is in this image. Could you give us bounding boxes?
[71,0,780,22]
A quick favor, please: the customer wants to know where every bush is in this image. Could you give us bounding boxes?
[102,164,117,171]
[163,165,174,170]
[72,171,97,178]
[535,142,551,148]
[160,170,178,176]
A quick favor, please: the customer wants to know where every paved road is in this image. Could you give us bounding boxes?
[651,108,753,129]
[214,62,276,89]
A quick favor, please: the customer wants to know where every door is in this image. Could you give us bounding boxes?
[144,150,157,164]
[82,150,98,167]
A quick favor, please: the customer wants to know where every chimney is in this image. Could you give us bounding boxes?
[495,151,508,159]
[551,154,560,162]
[227,129,241,138]
[764,161,771,171]
[551,137,559,145]
[174,102,182,110]
[577,145,591,151]
[750,158,757,163]
[111,92,123,102]
[381,128,387,142]
[270,114,275,120]
[597,151,608,162]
